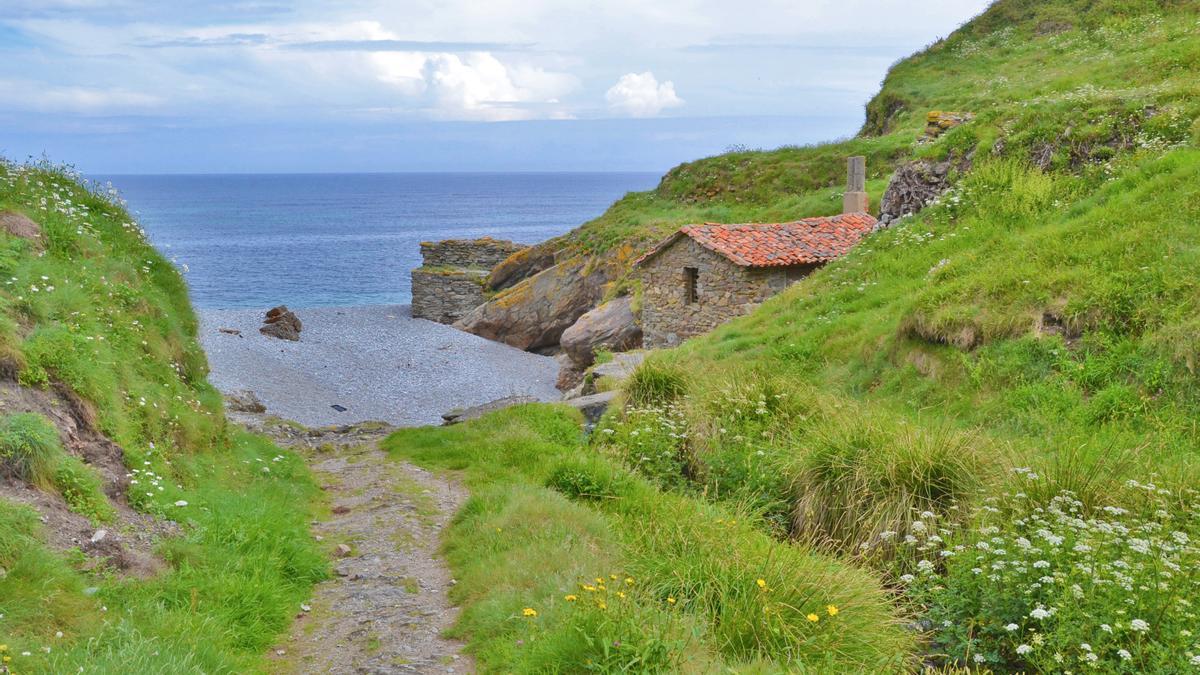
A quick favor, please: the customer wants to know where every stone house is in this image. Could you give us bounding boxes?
[635,157,877,348]
[411,237,527,324]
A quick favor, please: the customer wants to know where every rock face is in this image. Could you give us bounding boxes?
[486,243,557,292]
[260,305,302,341]
[411,238,528,324]
[455,255,614,353]
[0,211,43,250]
[878,160,957,226]
[560,296,642,370]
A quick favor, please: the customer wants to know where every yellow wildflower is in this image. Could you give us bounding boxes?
[582,585,597,592]
[667,597,676,604]
[610,574,618,580]
[564,595,578,602]
[807,613,820,623]
[594,577,603,583]
[522,607,538,617]
[617,591,626,599]
[598,584,606,591]
[827,605,839,616]
[598,602,607,610]
[756,578,767,590]
[624,577,634,585]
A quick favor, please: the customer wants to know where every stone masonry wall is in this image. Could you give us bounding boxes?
[411,238,528,324]
[419,238,527,269]
[640,237,818,348]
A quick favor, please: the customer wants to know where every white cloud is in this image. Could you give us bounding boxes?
[0,79,163,114]
[605,72,683,118]
[367,51,577,121]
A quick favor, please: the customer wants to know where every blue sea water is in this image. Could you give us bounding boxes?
[107,172,659,309]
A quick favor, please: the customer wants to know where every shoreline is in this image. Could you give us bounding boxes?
[199,304,560,428]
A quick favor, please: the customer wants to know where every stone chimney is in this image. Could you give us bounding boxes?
[843,156,869,214]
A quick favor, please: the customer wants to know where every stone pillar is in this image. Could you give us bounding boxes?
[843,155,869,213]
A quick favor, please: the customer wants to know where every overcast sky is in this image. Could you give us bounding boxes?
[0,0,994,174]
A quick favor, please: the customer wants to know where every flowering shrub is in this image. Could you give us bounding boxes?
[896,470,1200,672]
[595,402,690,490]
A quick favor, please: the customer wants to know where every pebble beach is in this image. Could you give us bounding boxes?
[199,305,561,427]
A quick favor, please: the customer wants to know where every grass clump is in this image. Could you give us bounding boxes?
[0,413,61,485]
[383,405,915,671]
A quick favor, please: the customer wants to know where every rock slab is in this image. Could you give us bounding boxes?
[560,295,643,370]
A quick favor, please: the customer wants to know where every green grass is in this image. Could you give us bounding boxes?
[0,160,327,672]
[383,405,915,672]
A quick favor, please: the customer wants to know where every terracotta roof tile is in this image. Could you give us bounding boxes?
[635,212,877,268]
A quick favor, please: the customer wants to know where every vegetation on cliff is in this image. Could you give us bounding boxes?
[0,160,325,672]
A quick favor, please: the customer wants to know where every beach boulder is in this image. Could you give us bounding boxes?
[560,296,642,370]
[260,305,302,341]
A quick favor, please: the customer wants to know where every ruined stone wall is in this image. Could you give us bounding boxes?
[418,238,527,269]
[411,268,489,324]
[411,238,528,324]
[639,238,818,348]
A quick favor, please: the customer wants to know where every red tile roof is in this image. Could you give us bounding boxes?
[634,212,877,268]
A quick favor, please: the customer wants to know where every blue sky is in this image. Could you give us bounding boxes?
[0,0,994,174]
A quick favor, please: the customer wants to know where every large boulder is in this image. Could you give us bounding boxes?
[486,243,558,292]
[260,305,302,341]
[560,296,642,369]
[455,255,613,353]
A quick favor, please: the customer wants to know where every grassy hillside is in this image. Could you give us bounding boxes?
[394,1,1200,672]
[0,160,325,673]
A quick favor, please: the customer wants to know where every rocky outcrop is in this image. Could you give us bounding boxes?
[411,238,528,324]
[567,390,618,426]
[560,296,642,369]
[923,111,974,141]
[486,243,557,292]
[454,255,617,353]
[0,210,43,250]
[878,160,958,226]
[261,305,302,341]
[227,390,266,413]
[441,395,538,425]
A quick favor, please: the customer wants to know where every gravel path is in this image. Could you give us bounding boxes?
[200,305,559,427]
[256,420,474,674]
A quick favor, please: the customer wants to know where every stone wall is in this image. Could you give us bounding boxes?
[411,237,528,324]
[639,237,818,348]
[411,268,489,324]
[419,238,527,269]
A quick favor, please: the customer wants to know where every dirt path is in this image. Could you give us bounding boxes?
[249,418,474,674]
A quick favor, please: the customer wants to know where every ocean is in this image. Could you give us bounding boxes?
[107,172,659,309]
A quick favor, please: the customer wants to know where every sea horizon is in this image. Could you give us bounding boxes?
[108,171,658,310]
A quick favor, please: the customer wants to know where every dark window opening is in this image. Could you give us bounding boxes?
[684,267,699,304]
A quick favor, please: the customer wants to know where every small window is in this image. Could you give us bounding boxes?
[684,267,699,304]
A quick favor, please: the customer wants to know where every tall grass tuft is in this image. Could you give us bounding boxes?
[625,358,690,408]
[0,412,62,486]
[790,416,993,557]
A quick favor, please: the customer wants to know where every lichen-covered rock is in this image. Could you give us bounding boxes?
[486,243,557,292]
[454,255,614,352]
[924,111,975,140]
[560,296,642,369]
[260,305,302,341]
